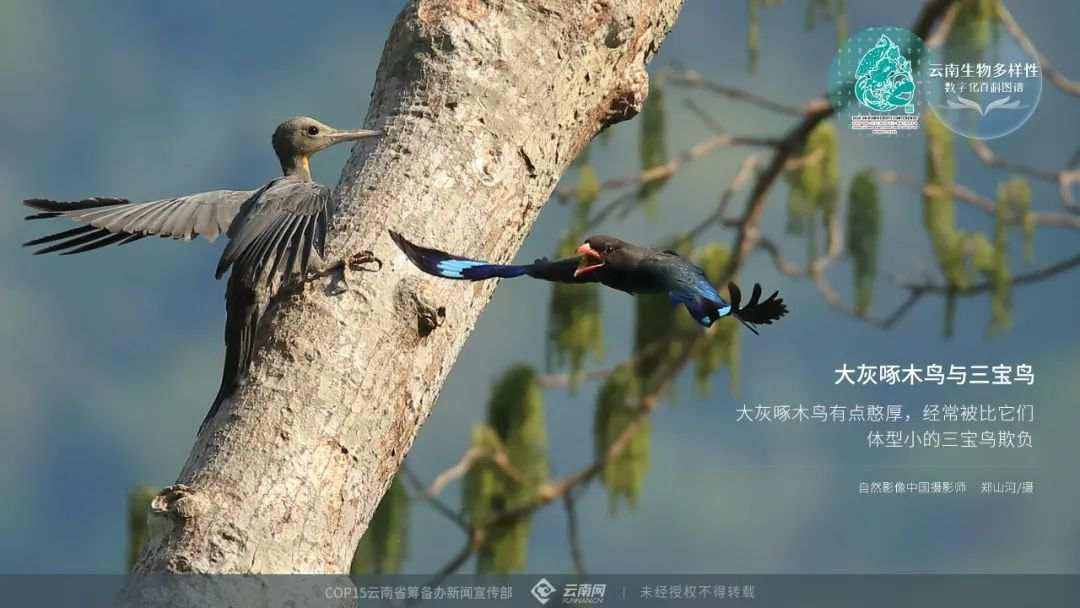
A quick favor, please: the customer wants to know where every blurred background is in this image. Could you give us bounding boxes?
[1,0,1077,575]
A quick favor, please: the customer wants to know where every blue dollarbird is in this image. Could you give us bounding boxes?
[389,231,788,334]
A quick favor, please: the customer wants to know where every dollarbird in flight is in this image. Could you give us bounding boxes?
[389,231,788,334]
[22,116,382,432]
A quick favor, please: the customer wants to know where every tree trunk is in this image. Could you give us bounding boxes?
[133,0,684,575]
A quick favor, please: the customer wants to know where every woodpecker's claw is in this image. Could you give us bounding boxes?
[346,250,382,272]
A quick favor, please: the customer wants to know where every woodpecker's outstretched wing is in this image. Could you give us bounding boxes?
[23,190,256,255]
[215,177,334,284]
[389,230,594,283]
[203,178,338,432]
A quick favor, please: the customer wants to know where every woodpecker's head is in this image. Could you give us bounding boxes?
[272,116,381,178]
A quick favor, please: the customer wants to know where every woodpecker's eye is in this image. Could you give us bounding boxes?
[306,126,320,136]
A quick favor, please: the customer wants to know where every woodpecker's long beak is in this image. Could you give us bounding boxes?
[329,128,383,143]
[574,243,605,277]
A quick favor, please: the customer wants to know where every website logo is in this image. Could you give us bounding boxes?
[924,24,1042,139]
[829,27,927,136]
[854,34,916,113]
[531,578,557,605]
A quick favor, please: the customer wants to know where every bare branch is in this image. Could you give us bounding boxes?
[877,170,1080,230]
[897,251,1080,295]
[563,490,587,577]
[666,68,807,117]
[401,464,469,533]
[995,1,1080,97]
[425,448,482,499]
[968,140,1080,211]
[575,132,777,229]
[685,153,764,241]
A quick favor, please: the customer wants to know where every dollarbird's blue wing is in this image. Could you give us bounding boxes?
[667,274,733,328]
[656,254,787,333]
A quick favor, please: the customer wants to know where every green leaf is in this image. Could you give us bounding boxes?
[997,177,1033,262]
[547,231,603,383]
[923,112,969,290]
[1022,212,1036,263]
[633,292,682,389]
[786,123,838,236]
[467,366,549,573]
[487,366,549,495]
[835,0,848,47]
[351,475,410,575]
[808,123,839,224]
[462,425,507,528]
[747,0,761,72]
[846,169,881,315]
[946,0,997,61]
[126,485,156,572]
[987,185,1014,334]
[637,83,669,218]
[785,187,813,236]
[576,164,601,209]
[594,367,650,514]
[966,232,994,273]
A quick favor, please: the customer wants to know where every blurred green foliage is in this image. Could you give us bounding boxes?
[638,84,670,218]
[846,169,881,315]
[464,366,548,574]
[548,229,604,385]
[923,113,1022,336]
[126,485,156,572]
[923,112,969,291]
[595,366,650,513]
[747,0,761,72]
[805,0,848,46]
[351,475,410,575]
[997,177,1033,261]
[786,122,839,255]
[946,0,998,61]
[199,0,1056,575]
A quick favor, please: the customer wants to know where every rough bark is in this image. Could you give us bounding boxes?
[132,0,683,576]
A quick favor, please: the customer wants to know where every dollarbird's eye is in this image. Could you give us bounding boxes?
[306,126,320,136]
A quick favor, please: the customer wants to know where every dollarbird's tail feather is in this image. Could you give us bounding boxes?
[727,282,788,335]
[389,230,528,280]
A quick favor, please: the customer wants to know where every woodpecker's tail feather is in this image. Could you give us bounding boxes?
[728,282,788,335]
[389,230,528,280]
[200,275,265,435]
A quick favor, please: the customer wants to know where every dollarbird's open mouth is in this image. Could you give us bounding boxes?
[574,243,605,277]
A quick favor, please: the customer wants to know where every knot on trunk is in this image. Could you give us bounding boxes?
[395,278,447,338]
[602,66,649,128]
[151,484,207,523]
